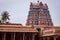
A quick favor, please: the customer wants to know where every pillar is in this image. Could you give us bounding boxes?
[14,32,15,40]
[20,33,21,40]
[2,32,6,40]
[40,38,42,40]
[47,37,50,40]
[32,34,35,40]
[23,33,25,40]
[12,32,15,40]
[29,33,31,40]
[54,36,57,40]
[20,33,23,40]
[29,37,30,40]
[43,38,46,40]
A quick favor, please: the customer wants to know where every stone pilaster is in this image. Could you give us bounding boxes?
[43,38,46,40]
[47,37,50,40]
[2,32,6,40]
[40,38,42,40]
[12,32,15,40]
[29,34,31,40]
[23,33,25,40]
[54,37,57,40]
[32,34,35,40]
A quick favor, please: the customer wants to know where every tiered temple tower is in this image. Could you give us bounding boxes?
[26,1,53,26]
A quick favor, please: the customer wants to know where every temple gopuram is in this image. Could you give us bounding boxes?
[0,0,60,40]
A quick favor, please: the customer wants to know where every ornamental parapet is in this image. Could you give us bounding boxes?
[41,27,60,37]
[42,28,55,36]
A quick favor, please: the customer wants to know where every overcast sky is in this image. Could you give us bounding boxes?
[0,0,60,26]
